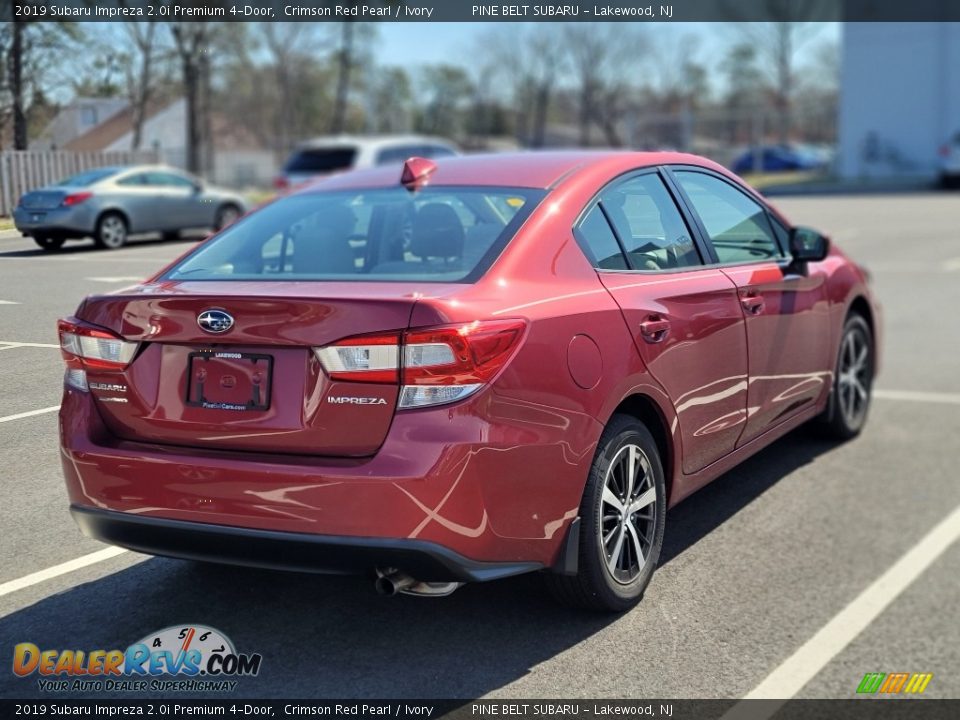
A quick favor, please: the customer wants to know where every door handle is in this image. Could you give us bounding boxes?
[740,292,765,315]
[639,316,671,343]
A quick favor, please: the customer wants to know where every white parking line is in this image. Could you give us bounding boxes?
[874,389,960,405]
[0,547,128,598]
[0,341,60,350]
[0,406,60,423]
[0,300,20,305]
[729,501,960,710]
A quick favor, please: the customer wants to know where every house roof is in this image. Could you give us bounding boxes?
[63,97,171,152]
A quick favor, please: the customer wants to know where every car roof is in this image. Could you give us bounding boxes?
[293,134,457,151]
[297,150,729,192]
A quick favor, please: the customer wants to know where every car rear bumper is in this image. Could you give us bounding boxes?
[60,386,596,575]
[71,505,540,582]
[12,205,95,236]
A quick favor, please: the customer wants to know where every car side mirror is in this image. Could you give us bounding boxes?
[789,226,829,263]
[192,182,203,193]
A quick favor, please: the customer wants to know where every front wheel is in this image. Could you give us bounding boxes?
[214,204,241,231]
[546,415,666,612]
[819,314,874,439]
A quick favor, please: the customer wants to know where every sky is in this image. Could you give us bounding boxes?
[376,21,841,75]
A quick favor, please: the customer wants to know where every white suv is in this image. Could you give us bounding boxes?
[939,132,960,188]
[275,135,459,190]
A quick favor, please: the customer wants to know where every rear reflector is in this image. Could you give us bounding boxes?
[314,319,526,409]
[58,319,138,379]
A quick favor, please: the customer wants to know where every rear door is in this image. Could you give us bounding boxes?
[669,168,831,446]
[576,170,749,474]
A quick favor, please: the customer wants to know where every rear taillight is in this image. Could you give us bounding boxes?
[314,319,526,409]
[58,319,138,391]
[62,192,93,207]
[273,176,290,191]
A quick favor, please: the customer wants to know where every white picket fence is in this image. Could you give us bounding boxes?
[0,149,160,217]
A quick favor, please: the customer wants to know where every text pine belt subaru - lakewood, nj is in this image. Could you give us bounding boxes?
[57,152,879,611]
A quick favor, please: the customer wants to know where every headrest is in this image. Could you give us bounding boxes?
[411,203,464,260]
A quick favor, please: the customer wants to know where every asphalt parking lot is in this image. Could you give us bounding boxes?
[1,193,958,701]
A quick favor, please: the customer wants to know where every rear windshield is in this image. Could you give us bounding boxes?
[164,186,546,283]
[57,168,119,186]
[284,148,357,173]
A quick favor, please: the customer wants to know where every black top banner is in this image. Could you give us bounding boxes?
[6,0,960,23]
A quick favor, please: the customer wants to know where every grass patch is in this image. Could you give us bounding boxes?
[0,216,14,232]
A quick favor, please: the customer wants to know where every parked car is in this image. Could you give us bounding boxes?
[732,144,825,175]
[938,131,960,188]
[274,134,459,190]
[58,151,879,611]
[13,165,247,251]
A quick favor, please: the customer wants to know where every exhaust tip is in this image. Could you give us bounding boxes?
[374,570,416,596]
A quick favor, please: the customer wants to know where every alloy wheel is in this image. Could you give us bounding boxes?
[99,216,127,248]
[837,326,871,428]
[600,443,658,584]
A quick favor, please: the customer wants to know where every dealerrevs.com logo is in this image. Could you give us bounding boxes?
[13,625,262,693]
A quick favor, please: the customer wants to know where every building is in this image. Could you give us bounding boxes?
[31,97,128,151]
[838,23,960,181]
[46,98,275,189]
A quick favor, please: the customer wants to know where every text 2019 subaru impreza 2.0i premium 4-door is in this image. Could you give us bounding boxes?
[58,152,880,611]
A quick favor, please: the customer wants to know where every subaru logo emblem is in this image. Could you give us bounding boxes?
[197,309,234,334]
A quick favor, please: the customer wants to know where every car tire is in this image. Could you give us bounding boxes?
[94,212,128,250]
[33,235,65,252]
[818,313,874,440]
[546,414,666,612]
[214,204,241,231]
[162,231,180,242]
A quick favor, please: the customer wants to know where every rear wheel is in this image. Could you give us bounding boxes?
[214,204,241,231]
[33,235,65,252]
[546,414,666,612]
[819,314,874,439]
[94,212,128,250]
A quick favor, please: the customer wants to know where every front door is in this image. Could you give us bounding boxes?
[670,169,831,446]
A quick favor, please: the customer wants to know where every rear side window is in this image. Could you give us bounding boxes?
[165,187,545,283]
[285,148,357,173]
[674,171,783,264]
[57,168,118,187]
[576,205,627,270]
[600,174,701,271]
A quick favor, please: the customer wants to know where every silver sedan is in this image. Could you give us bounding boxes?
[13,165,247,251]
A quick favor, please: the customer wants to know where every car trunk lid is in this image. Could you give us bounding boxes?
[75,281,458,456]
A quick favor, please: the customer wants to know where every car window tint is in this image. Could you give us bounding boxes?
[57,168,119,186]
[375,146,418,165]
[576,205,627,270]
[285,148,357,173]
[600,174,701,271]
[674,171,783,264]
[165,187,544,283]
[116,173,147,187]
[144,172,194,188]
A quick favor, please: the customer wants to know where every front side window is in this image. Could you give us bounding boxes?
[165,186,544,283]
[600,174,701,271]
[673,171,783,264]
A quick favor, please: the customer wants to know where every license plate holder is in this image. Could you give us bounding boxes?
[186,352,273,411]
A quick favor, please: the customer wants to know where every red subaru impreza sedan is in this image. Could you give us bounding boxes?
[58,152,879,611]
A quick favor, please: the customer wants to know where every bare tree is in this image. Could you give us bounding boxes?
[10,18,25,150]
[122,23,160,150]
[169,22,213,173]
[481,25,566,148]
[725,0,829,143]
